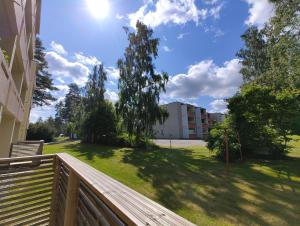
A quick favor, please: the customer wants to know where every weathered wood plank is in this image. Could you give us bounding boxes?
[63,169,80,226]
[57,153,195,226]
[0,154,55,164]
[49,156,60,226]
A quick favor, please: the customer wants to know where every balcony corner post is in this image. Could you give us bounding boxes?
[64,168,80,226]
[49,156,60,226]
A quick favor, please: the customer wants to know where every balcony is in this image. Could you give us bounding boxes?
[0,51,10,106]
[0,153,195,226]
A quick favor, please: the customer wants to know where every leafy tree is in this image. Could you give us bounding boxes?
[217,0,300,160]
[207,117,242,161]
[85,64,107,111]
[237,1,300,90]
[33,37,58,106]
[81,101,118,144]
[236,27,270,83]
[80,63,118,144]
[116,21,169,144]
[64,83,81,123]
[27,118,56,142]
[228,85,285,158]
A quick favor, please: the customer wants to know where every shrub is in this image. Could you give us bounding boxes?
[26,120,55,142]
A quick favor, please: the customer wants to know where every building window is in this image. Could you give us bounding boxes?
[201,119,205,123]
[189,129,196,134]
[188,116,194,122]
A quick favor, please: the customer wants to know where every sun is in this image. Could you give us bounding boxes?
[86,0,110,19]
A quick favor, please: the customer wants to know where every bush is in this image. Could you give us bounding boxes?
[26,120,55,142]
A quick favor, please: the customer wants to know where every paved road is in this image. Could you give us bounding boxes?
[153,139,207,147]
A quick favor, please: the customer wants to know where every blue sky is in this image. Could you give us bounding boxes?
[30,0,275,122]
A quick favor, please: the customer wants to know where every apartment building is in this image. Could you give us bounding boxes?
[208,113,225,125]
[0,0,41,157]
[153,102,213,140]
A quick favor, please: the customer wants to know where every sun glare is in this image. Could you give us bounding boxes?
[86,0,110,19]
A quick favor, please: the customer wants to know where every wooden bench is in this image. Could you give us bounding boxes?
[9,140,44,158]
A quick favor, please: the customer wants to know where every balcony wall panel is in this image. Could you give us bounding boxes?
[0,54,10,106]
[6,83,20,119]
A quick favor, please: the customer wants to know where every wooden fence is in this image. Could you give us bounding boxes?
[0,153,195,226]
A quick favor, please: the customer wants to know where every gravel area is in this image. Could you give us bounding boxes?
[153,139,207,147]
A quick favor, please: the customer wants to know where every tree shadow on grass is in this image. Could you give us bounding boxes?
[62,142,117,160]
[122,147,300,225]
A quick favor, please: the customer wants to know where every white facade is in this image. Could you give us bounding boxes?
[210,113,225,124]
[153,102,224,140]
[0,0,41,157]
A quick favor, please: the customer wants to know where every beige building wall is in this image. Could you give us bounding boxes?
[0,0,41,157]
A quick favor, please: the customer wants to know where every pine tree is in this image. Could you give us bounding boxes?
[33,37,58,106]
[85,64,107,111]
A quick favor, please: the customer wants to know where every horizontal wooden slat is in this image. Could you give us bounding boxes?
[0,198,51,216]
[0,182,53,197]
[80,182,126,225]
[0,173,53,186]
[1,209,50,225]
[0,192,51,209]
[0,163,53,174]
[0,169,53,180]
[0,203,50,221]
[0,155,54,226]
[0,154,55,164]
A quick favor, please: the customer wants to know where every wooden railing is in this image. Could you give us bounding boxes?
[0,153,195,226]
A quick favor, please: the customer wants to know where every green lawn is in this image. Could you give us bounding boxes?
[44,136,300,226]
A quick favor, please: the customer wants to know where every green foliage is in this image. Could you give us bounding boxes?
[33,37,58,106]
[207,118,242,161]
[76,63,119,145]
[221,1,300,160]
[54,83,82,137]
[116,21,169,143]
[228,85,289,159]
[26,118,55,142]
[81,100,118,144]
[86,64,107,109]
[64,83,81,123]
[1,48,10,65]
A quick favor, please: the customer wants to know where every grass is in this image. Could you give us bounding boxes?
[44,136,300,226]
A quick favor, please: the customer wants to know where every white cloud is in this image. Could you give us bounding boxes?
[105,90,119,103]
[162,45,172,52]
[55,84,70,93]
[30,42,121,122]
[128,0,209,28]
[106,67,119,80]
[50,41,68,55]
[74,52,100,66]
[46,51,90,86]
[245,0,274,29]
[177,32,189,39]
[116,13,124,20]
[209,3,223,19]
[209,99,228,113]
[29,106,54,122]
[167,58,242,99]
[203,0,220,5]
